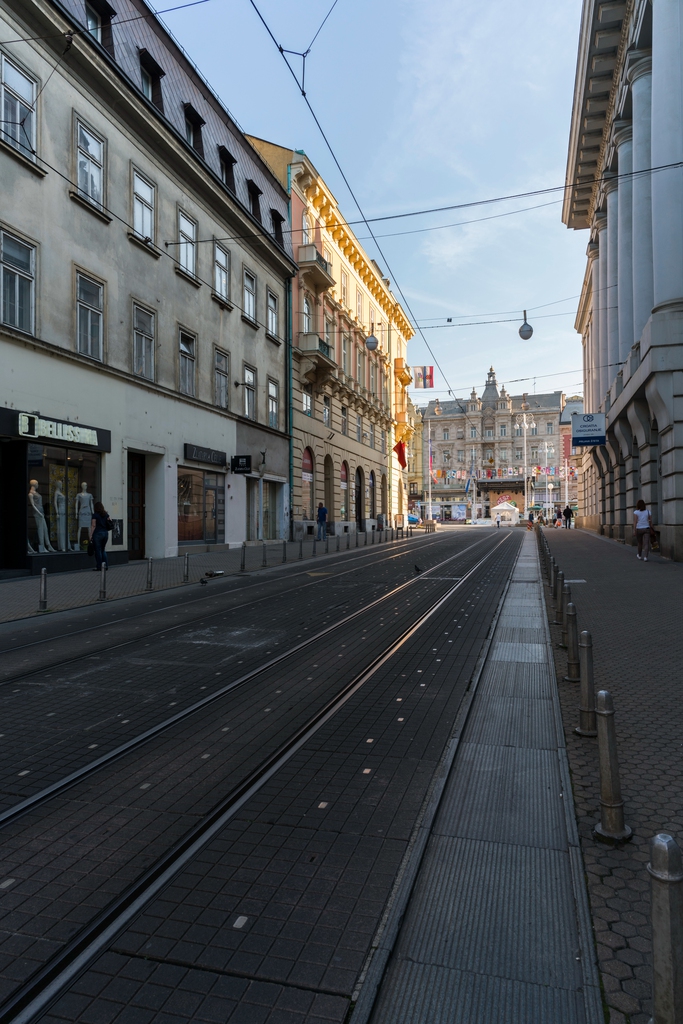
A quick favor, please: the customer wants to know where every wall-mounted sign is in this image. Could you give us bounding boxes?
[571,413,605,447]
[16,412,110,451]
[184,443,226,466]
[230,455,252,474]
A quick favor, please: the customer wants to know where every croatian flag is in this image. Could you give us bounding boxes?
[412,366,434,389]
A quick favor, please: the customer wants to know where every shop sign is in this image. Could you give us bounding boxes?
[17,412,104,448]
[572,413,605,447]
[230,455,252,473]
[184,443,226,466]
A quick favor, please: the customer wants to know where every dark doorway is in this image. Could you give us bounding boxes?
[355,467,364,529]
[127,453,145,559]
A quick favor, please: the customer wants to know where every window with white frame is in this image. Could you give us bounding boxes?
[514,425,522,436]
[268,380,278,428]
[369,422,375,449]
[356,288,362,321]
[370,361,377,396]
[133,305,154,379]
[323,394,330,427]
[214,243,229,300]
[515,447,523,460]
[485,449,494,462]
[469,447,477,463]
[133,171,154,242]
[342,333,349,373]
[77,273,103,359]
[302,384,312,416]
[140,65,152,100]
[77,122,104,208]
[215,349,229,408]
[341,406,348,435]
[531,446,538,459]
[85,3,102,39]
[324,316,332,351]
[178,212,196,276]
[302,295,311,333]
[457,450,464,462]
[443,450,450,464]
[381,429,386,454]
[530,424,538,436]
[243,270,256,321]
[499,448,508,462]
[267,292,278,336]
[179,331,195,395]
[485,428,493,438]
[356,414,362,442]
[1,230,34,334]
[1,57,36,158]
[546,421,554,434]
[341,270,348,306]
[302,212,310,244]
[244,366,256,419]
[356,349,363,386]
[323,247,332,271]
[499,424,507,436]
[470,426,477,439]
[442,429,449,440]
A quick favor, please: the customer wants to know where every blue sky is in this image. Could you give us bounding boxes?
[161,0,588,403]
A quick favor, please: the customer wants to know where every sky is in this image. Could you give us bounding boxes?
[160,0,588,404]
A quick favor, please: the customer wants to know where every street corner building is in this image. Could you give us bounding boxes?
[246,139,414,538]
[564,0,683,559]
[0,0,297,576]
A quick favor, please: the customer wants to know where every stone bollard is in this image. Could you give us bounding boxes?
[648,833,683,1024]
[282,539,287,563]
[262,542,267,567]
[99,563,107,601]
[575,631,597,737]
[592,690,632,844]
[564,603,580,682]
[183,552,190,583]
[38,567,47,612]
[298,538,303,560]
[240,541,246,572]
[560,583,571,646]
[146,558,153,590]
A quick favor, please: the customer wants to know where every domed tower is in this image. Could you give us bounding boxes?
[481,366,500,408]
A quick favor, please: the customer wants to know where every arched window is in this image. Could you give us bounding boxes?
[303,296,312,334]
[369,470,376,519]
[340,462,349,520]
[302,212,310,244]
[302,447,314,520]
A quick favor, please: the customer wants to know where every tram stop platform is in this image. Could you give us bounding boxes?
[358,531,601,1023]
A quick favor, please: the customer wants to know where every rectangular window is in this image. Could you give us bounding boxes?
[323,247,332,270]
[381,429,386,454]
[531,446,538,460]
[214,243,229,300]
[515,447,523,460]
[442,429,449,440]
[133,304,154,379]
[485,428,493,438]
[369,423,375,449]
[470,447,477,463]
[324,316,332,350]
[219,146,236,191]
[243,269,256,321]
[499,448,508,462]
[268,380,278,429]
[356,414,362,442]
[267,292,278,336]
[85,3,101,40]
[370,361,377,396]
[247,180,262,222]
[77,273,103,359]
[139,50,164,111]
[470,427,477,439]
[1,56,36,158]
[77,121,104,208]
[244,366,256,419]
[215,349,229,408]
[178,212,196,276]
[457,450,465,462]
[140,65,152,100]
[342,334,349,374]
[271,209,284,245]
[183,104,204,157]
[341,406,348,435]
[133,171,154,242]
[530,425,538,436]
[499,424,507,436]
[302,385,312,416]
[1,230,34,334]
[341,270,348,306]
[546,421,554,434]
[323,395,330,427]
[179,330,195,396]
[356,288,363,321]
[515,425,523,436]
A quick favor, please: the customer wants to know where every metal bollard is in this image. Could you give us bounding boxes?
[146,557,153,590]
[183,552,190,583]
[298,537,303,560]
[325,535,329,554]
[575,631,597,737]
[549,557,555,592]
[99,562,107,601]
[365,531,368,546]
[355,530,358,547]
[371,529,375,544]
[240,541,246,572]
[38,567,47,612]
[262,542,267,567]
[552,570,564,625]
[560,583,571,646]
[346,531,350,550]
[336,534,340,552]
[312,538,317,557]
[592,690,632,844]
[564,603,580,682]
[648,833,683,1024]
[282,539,287,563]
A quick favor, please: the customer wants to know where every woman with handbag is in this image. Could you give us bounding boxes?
[89,501,112,571]
[633,499,652,561]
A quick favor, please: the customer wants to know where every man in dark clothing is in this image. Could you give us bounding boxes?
[563,505,573,529]
[317,502,328,540]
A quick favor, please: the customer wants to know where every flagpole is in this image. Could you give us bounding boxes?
[428,419,432,522]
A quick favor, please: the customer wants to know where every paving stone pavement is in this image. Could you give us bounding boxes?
[542,527,683,1024]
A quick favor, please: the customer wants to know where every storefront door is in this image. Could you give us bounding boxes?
[127,453,145,559]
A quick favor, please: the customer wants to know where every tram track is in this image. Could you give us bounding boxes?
[0,531,513,1024]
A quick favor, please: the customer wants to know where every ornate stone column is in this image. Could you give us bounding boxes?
[651,1,683,310]
[595,214,608,404]
[587,241,600,411]
[604,175,620,396]
[627,54,653,344]
[614,124,634,363]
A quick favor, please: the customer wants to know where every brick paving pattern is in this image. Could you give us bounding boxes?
[542,528,683,1024]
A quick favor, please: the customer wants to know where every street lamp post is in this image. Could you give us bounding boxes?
[516,395,536,515]
[426,399,442,521]
[538,440,555,517]
[547,482,554,521]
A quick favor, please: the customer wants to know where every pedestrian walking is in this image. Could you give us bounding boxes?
[563,505,573,529]
[555,508,562,528]
[316,502,328,541]
[495,512,501,529]
[89,501,113,571]
[633,499,652,561]
[527,510,534,531]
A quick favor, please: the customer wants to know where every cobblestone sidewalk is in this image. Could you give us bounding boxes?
[542,528,683,1024]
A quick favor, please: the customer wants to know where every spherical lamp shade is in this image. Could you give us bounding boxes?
[433,399,443,416]
[366,334,378,351]
[519,310,533,341]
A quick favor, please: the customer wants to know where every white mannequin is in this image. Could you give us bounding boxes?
[53,480,67,551]
[75,482,94,548]
[28,480,55,553]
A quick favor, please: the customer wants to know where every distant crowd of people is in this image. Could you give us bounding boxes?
[527,507,574,529]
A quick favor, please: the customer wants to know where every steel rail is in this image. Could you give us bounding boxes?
[0,532,512,1024]
[0,533,498,830]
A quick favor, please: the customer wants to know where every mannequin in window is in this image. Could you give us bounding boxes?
[75,481,94,549]
[28,480,54,553]
[53,479,67,551]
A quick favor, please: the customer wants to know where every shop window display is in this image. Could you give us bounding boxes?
[26,445,101,553]
[177,467,225,544]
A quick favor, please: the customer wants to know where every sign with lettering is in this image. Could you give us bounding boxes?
[571,413,605,447]
[16,412,110,451]
[230,455,252,474]
[184,443,227,466]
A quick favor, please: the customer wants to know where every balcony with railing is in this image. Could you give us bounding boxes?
[297,244,335,290]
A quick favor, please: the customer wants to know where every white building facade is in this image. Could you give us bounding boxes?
[0,0,295,575]
[565,0,683,559]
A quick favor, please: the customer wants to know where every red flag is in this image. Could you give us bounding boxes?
[393,441,407,468]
